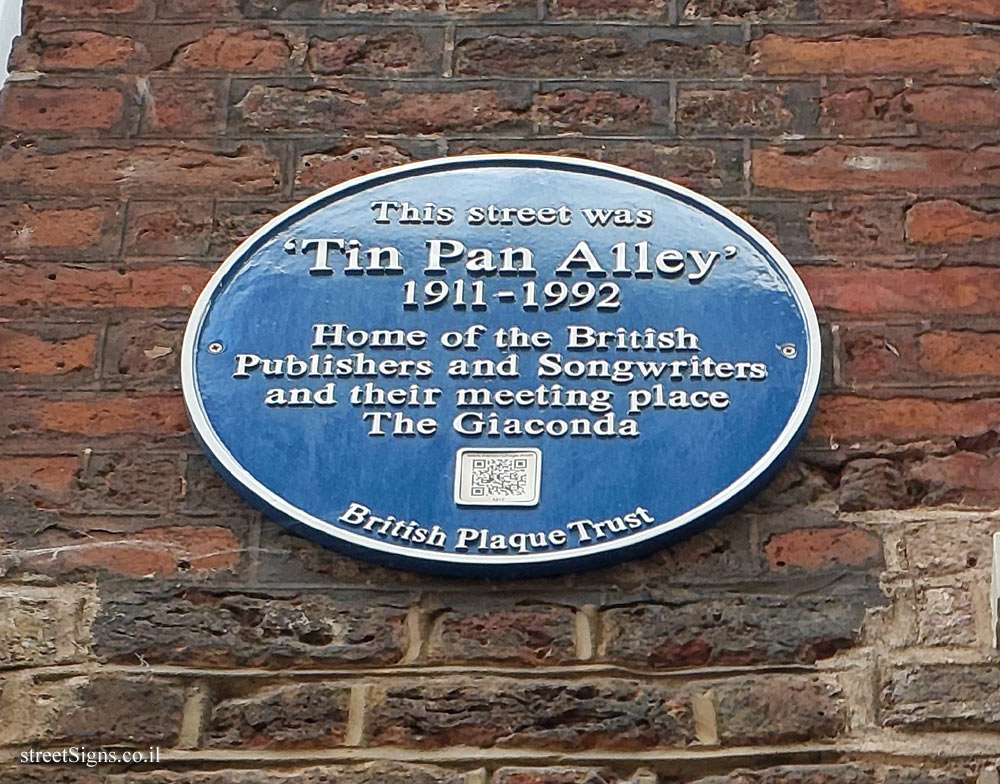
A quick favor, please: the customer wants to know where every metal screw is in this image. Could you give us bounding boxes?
[778,343,797,359]
[207,341,224,354]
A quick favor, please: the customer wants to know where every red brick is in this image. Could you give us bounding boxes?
[14,30,149,71]
[800,266,1000,316]
[919,331,1000,378]
[0,326,98,380]
[752,34,1000,76]
[142,78,225,134]
[455,33,746,78]
[549,0,668,19]
[308,31,437,75]
[764,527,883,570]
[296,142,414,192]
[124,200,213,255]
[35,525,241,577]
[0,394,188,438]
[897,0,1000,19]
[0,263,210,310]
[0,456,79,504]
[822,85,1000,136]
[236,84,528,134]
[169,28,293,72]
[811,395,1000,441]
[0,85,125,132]
[0,143,281,197]
[753,145,1000,193]
[76,451,181,512]
[677,87,794,136]
[906,199,1000,245]
[532,88,654,132]
[807,199,904,255]
[910,452,1000,506]
[842,327,1000,386]
[0,204,112,252]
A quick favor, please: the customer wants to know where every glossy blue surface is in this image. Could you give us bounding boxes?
[183,156,820,577]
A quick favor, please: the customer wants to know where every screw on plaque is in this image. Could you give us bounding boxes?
[778,343,797,359]
[207,341,224,354]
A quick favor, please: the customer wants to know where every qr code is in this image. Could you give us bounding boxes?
[470,457,529,498]
[455,448,541,506]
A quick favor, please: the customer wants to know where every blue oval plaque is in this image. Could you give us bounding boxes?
[182,155,821,577]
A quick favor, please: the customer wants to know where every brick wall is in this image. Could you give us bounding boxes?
[1,0,1000,781]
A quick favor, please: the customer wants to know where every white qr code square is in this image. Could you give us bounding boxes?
[454,448,541,507]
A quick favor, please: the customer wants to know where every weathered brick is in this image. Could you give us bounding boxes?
[0,142,281,197]
[23,0,154,21]
[800,266,1000,315]
[549,0,668,19]
[181,451,244,512]
[0,674,184,746]
[142,78,226,134]
[753,145,1000,193]
[451,139,743,195]
[295,142,415,193]
[0,84,125,132]
[764,527,883,570]
[689,766,881,784]
[320,0,444,12]
[0,585,93,669]
[896,0,1000,19]
[906,199,1000,245]
[9,524,243,578]
[93,588,409,666]
[837,458,911,511]
[822,84,1000,136]
[102,318,184,389]
[494,771,622,784]
[807,199,905,256]
[0,203,118,254]
[753,34,1000,76]
[815,0,892,15]
[211,201,286,254]
[12,30,151,72]
[0,263,210,311]
[157,0,240,18]
[600,592,876,667]
[532,87,656,133]
[308,30,440,74]
[125,200,213,255]
[844,327,1000,387]
[206,684,350,748]
[683,0,798,20]
[0,454,78,508]
[367,677,695,749]
[427,602,578,664]
[235,83,530,134]
[455,32,746,78]
[883,664,1000,729]
[909,452,1000,506]
[917,583,978,646]
[713,675,844,745]
[116,763,466,784]
[677,86,797,136]
[812,395,1000,442]
[75,451,181,512]
[0,324,100,387]
[169,28,294,72]
[902,518,998,577]
[0,767,104,784]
